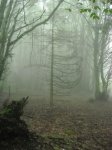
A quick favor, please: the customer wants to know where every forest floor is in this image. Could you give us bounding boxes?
[23,99,112,150]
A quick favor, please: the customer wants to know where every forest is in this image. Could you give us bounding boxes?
[0,0,112,149]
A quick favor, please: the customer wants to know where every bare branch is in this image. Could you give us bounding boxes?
[10,0,64,45]
[14,9,46,32]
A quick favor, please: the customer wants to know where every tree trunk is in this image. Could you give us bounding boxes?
[50,0,55,108]
[93,25,101,100]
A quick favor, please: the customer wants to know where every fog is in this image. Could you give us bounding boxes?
[0,0,112,149]
[4,4,112,103]
[4,6,96,101]
[1,1,112,102]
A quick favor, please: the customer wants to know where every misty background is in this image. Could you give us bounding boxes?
[0,0,112,103]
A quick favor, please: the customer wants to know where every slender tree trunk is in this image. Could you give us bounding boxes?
[100,34,108,100]
[98,22,110,101]
[93,26,100,100]
[50,0,55,108]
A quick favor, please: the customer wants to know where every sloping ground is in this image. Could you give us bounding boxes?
[0,97,54,150]
[24,100,112,150]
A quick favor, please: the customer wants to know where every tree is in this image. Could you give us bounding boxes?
[65,0,112,100]
[93,17,112,100]
[48,2,82,107]
[79,0,112,100]
[0,0,64,81]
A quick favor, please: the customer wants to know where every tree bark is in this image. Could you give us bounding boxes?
[93,25,100,100]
